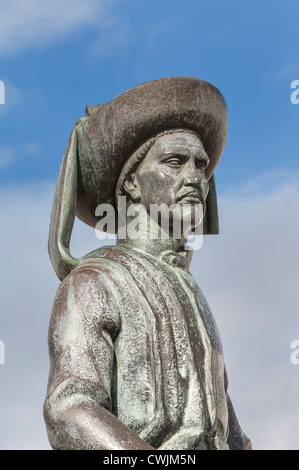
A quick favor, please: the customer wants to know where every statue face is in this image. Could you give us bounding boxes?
[127,132,210,232]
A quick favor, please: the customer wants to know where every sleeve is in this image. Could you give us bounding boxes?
[224,368,252,450]
[43,265,154,450]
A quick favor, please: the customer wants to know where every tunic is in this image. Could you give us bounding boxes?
[44,245,251,450]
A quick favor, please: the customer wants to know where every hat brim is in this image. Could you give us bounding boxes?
[75,76,228,230]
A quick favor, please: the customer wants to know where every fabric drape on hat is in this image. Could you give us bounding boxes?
[48,126,81,280]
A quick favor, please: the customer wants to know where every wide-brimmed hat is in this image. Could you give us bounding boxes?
[49,77,228,280]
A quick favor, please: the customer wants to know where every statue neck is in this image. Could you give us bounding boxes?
[116,208,193,271]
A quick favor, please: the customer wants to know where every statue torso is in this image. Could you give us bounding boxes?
[78,245,229,450]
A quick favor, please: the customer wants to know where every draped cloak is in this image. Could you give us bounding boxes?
[44,245,251,450]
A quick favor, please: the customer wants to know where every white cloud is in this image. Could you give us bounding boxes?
[0,169,298,449]
[0,0,119,57]
[0,182,56,449]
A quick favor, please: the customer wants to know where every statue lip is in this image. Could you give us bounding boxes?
[177,191,203,204]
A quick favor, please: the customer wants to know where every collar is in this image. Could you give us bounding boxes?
[159,249,193,271]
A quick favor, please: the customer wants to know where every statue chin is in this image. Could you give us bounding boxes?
[168,206,205,239]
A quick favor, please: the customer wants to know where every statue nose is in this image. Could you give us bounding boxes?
[183,163,201,186]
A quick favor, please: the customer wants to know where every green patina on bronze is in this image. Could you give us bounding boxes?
[44,77,251,450]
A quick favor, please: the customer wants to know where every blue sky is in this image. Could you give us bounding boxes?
[1,0,299,190]
[0,0,299,450]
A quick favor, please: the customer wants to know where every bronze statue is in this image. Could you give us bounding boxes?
[44,77,251,450]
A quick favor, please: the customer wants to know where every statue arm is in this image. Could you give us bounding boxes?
[224,369,252,450]
[44,395,155,450]
[43,267,154,450]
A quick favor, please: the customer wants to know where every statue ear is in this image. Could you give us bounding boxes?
[203,174,219,235]
[48,126,80,281]
[123,173,141,202]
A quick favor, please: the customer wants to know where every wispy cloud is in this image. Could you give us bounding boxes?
[277,60,299,79]
[0,145,14,169]
[0,79,44,120]
[89,14,130,58]
[145,19,172,54]
[21,142,41,156]
[0,141,42,170]
[221,167,299,198]
[0,0,120,57]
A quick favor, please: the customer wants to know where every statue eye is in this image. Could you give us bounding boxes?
[196,161,207,171]
[164,156,184,167]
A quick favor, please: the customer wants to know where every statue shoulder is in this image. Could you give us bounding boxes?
[61,245,128,287]
[51,249,125,333]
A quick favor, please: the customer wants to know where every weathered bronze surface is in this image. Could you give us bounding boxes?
[44,77,251,450]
